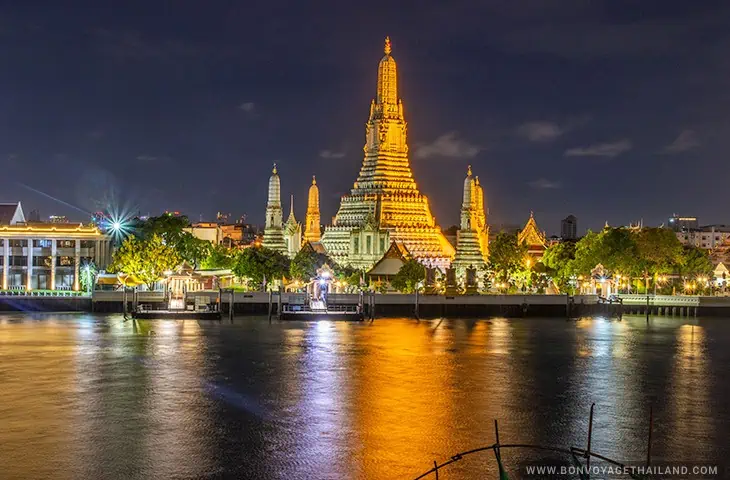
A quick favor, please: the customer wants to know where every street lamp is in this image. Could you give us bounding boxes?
[654,274,666,296]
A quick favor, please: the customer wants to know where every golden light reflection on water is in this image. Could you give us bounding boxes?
[0,315,727,479]
[0,317,79,479]
[665,323,714,457]
[351,318,460,477]
[141,320,215,478]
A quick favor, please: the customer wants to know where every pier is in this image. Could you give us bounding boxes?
[91,291,607,318]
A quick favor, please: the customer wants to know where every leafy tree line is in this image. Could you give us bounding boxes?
[541,227,712,293]
[108,214,364,291]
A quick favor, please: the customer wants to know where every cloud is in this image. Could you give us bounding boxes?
[414,132,481,159]
[136,154,171,163]
[661,129,700,154]
[93,29,205,60]
[528,178,562,189]
[564,139,632,158]
[238,102,255,113]
[319,149,346,159]
[516,121,565,142]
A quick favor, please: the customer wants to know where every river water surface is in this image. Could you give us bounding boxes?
[0,314,728,479]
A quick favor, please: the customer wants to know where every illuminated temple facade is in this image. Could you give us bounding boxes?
[321,38,455,269]
[451,166,489,271]
[262,165,287,253]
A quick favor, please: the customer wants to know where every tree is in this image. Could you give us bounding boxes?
[571,230,602,276]
[572,228,638,277]
[108,234,181,290]
[79,262,97,294]
[635,227,684,277]
[488,232,528,284]
[391,258,425,293]
[233,246,290,290]
[137,213,210,268]
[290,248,331,281]
[542,241,576,292]
[335,264,363,291]
[178,235,212,268]
[137,213,190,243]
[679,246,713,278]
[201,243,237,269]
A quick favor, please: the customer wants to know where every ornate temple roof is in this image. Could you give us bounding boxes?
[284,195,300,235]
[367,241,411,276]
[518,212,547,248]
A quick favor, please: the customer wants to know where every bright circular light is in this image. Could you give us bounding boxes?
[112,221,122,231]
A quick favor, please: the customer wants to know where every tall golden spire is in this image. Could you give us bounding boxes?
[376,36,398,106]
[305,174,321,242]
[321,38,455,269]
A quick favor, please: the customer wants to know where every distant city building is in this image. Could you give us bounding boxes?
[0,202,112,291]
[561,215,578,240]
[27,209,41,222]
[676,225,730,249]
[216,211,231,224]
[186,222,223,244]
[668,214,698,232]
[49,215,69,223]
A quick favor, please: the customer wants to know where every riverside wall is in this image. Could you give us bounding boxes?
[4,291,730,318]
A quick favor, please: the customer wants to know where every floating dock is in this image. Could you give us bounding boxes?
[279,301,363,321]
[132,309,221,320]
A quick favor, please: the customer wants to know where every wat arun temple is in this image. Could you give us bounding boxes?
[320,37,456,269]
[262,38,504,272]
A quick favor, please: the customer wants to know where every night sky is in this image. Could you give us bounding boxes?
[2,1,729,235]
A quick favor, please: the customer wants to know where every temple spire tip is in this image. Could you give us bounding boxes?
[272,163,277,174]
[384,36,391,55]
[312,175,316,185]
[467,164,472,176]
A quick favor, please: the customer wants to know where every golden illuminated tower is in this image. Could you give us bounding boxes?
[262,164,287,253]
[452,165,489,271]
[321,37,455,269]
[304,175,321,242]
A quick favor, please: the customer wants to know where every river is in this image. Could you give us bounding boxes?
[0,314,727,479]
